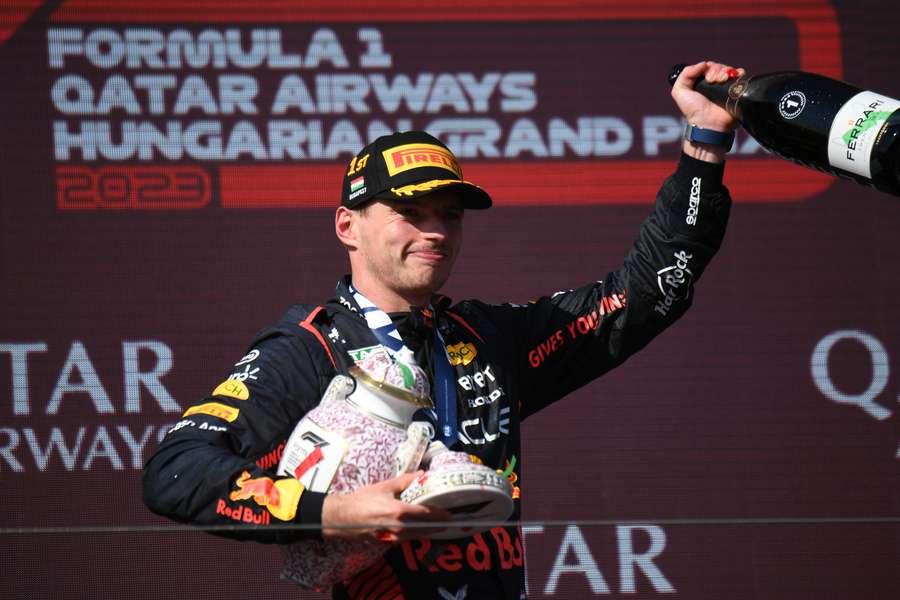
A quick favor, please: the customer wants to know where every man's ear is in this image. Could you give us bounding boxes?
[335,206,357,250]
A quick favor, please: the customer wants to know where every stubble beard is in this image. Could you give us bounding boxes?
[397,258,452,299]
[369,252,453,304]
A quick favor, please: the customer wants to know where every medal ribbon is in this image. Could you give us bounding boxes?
[348,283,458,447]
[432,327,458,446]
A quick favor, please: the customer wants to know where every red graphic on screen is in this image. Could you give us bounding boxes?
[46,0,843,208]
[0,0,43,46]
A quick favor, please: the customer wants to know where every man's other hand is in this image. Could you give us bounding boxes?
[321,471,452,543]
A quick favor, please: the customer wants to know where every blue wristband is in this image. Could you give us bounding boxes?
[684,123,735,151]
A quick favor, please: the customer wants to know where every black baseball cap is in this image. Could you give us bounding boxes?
[340,131,492,210]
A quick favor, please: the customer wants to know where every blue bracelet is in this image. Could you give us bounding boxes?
[684,123,735,151]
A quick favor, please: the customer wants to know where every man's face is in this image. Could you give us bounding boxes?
[352,190,464,300]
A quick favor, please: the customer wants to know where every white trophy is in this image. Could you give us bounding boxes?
[277,345,513,589]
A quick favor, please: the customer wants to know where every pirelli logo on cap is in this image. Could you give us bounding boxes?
[383,143,462,178]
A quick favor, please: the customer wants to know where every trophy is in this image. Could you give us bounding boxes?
[276,346,513,589]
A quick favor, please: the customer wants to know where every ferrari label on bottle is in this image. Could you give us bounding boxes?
[828,90,900,178]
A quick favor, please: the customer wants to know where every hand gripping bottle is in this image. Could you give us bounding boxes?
[670,64,900,197]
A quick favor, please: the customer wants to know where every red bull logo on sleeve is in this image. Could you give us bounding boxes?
[228,470,304,522]
[215,499,271,525]
[229,471,280,505]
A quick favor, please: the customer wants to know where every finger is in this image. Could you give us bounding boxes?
[682,60,709,77]
[385,470,424,493]
[706,63,726,83]
[373,470,422,496]
[716,65,737,82]
[684,61,708,78]
[674,60,708,89]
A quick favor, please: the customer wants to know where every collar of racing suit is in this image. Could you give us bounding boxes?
[333,274,452,348]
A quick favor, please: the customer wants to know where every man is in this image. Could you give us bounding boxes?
[144,60,741,599]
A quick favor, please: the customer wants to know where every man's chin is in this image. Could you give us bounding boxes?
[402,272,450,299]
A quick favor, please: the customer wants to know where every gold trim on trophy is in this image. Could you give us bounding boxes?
[348,365,434,408]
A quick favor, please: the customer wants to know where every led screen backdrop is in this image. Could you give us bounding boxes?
[1,1,898,598]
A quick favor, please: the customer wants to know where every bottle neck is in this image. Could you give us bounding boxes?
[694,75,751,120]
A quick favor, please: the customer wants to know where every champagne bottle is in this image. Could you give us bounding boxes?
[669,64,900,197]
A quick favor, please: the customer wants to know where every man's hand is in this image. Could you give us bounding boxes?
[321,471,452,543]
[671,60,745,163]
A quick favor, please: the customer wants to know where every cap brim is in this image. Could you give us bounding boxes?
[381,179,492,209]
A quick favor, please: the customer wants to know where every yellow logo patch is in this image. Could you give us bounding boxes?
[447,342,477,366]
[212,379,249,401]
[382,143,462,178]
[183,402,240,422]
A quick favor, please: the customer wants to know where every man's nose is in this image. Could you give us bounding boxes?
[419,215,449,239]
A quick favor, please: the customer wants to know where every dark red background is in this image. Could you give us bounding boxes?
[1,1,898,598]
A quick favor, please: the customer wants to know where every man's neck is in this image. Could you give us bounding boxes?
[349,278,430,313]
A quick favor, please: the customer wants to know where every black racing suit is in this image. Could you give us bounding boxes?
[143,153,731,599]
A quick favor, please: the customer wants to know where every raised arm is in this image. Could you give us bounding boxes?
[500,61,742,416]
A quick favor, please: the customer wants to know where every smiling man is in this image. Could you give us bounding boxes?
[336,155,479,312]
[144,61,741,599]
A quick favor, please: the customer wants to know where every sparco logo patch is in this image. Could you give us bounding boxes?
[654,250,693,317]
[686,176,701,225]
